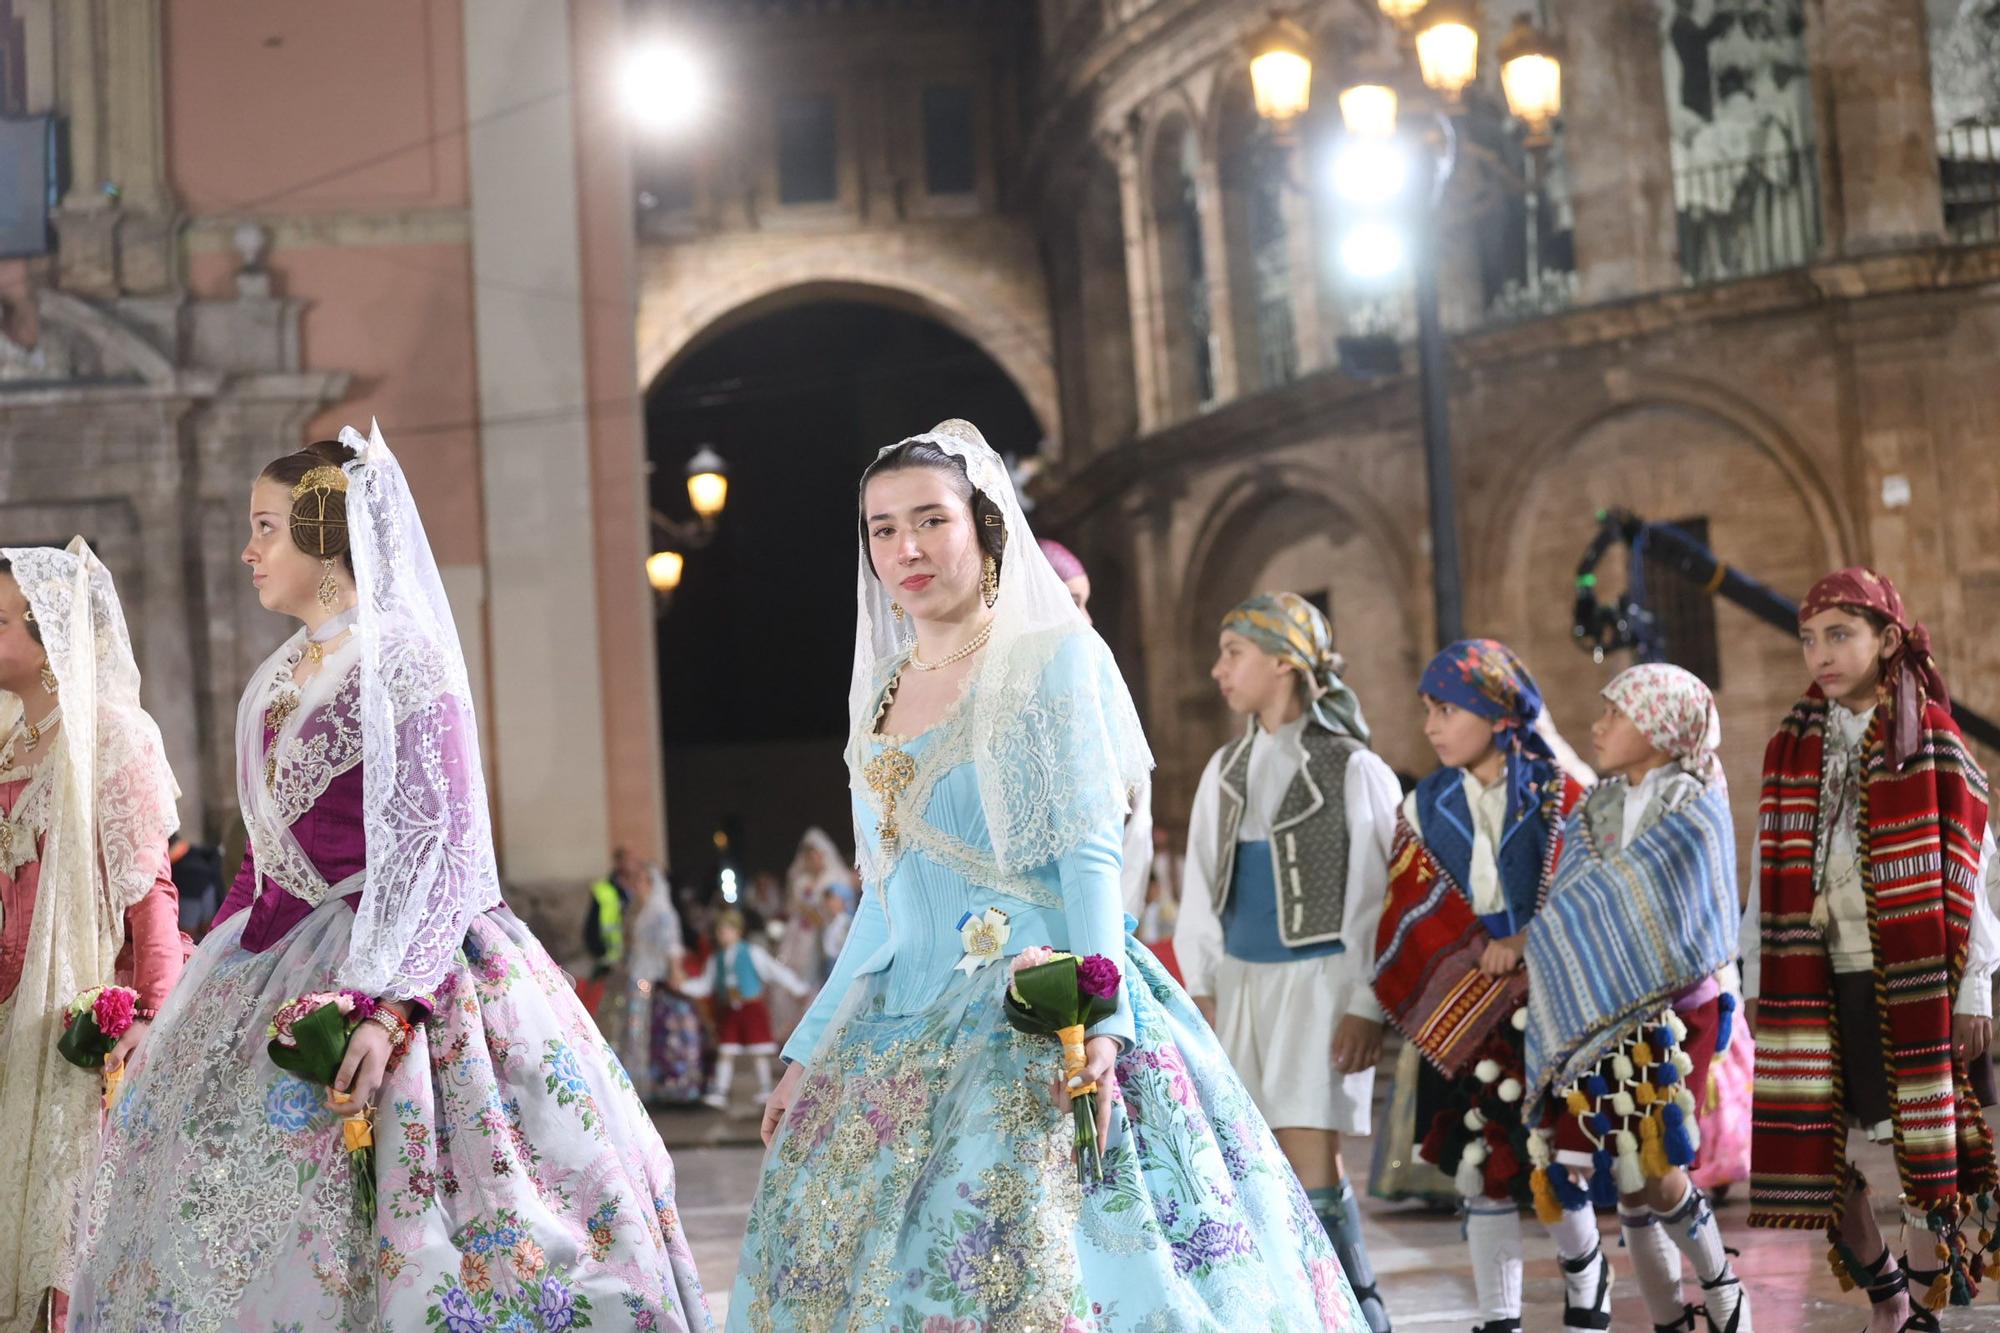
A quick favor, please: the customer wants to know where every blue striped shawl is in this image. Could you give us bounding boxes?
[1523,780,1737,1108]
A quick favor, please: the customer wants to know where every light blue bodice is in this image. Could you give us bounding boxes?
[782,662,1134,1066]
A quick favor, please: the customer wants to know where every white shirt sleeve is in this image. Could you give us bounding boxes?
[1954,828,2000,1019]
[1739,836,1760,1001]
[752,942,814,998]
[1174,749,1228,1000]
[1120,775,1154,924]
[1337,750,1400,1023]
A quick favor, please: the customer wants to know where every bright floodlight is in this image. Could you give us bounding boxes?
[1341,221,1407,280]
[1338,84,1399,141]
[621,41,706,133]
[1332,138,1411,206]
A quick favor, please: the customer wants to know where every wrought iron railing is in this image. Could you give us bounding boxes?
[1940,123,2000,247]
[1674,146,1823,284]
[1482,149,1578,323]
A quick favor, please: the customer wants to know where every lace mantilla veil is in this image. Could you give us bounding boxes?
[842,419,1152,886]
[335,421,502,998]
[0,537,180,1303]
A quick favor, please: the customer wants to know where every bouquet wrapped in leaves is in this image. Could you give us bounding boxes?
[1003,948,1122,1183]
[57,984,141,1108]
[267,990,378,1224]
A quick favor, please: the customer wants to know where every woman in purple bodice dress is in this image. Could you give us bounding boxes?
[70,425,711,1332]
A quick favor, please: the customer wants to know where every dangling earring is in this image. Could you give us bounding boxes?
[981,555,999,609]
[317,559,339,610]
[40,661,58,694]
[890,601,904,623]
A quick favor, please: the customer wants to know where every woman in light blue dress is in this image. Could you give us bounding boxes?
[729,420,1363,1332]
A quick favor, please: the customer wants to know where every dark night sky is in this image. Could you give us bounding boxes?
[645,300,1041,748]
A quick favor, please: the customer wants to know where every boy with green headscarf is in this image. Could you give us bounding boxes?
[1176,591,1399,1331]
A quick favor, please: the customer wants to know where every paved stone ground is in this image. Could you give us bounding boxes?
[655,1086,2000,1329]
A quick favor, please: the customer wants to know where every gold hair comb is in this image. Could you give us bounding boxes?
[291,465,349,500]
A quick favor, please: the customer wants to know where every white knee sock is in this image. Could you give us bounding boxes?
[1621,1208,1689,1326]
[712,1054,736,1097]
[753,1055,774,1097]
[1547,1203,1599,1263]
[1658,1180,1747,1330]
[1656,1180,1727,1282]
[1547,1205,1608,1316]
[1465,1199,1524,1322]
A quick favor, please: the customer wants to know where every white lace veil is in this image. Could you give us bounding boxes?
[0,537,179,1302]
[843,419,1152,883]
[336,422,503,999]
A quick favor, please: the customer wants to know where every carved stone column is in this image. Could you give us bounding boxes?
[1809,0,1945,253]
[1553,0,1682,300]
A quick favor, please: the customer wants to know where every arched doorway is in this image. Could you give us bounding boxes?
[1182,478,1426,786]
[646,298,1041,895]
[1494,401,1841,866]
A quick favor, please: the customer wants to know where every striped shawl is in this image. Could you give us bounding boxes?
[1374,774,1584,1077]
[1522,780,1738,1115]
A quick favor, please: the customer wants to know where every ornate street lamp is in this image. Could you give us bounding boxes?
[1412,0,1481,101]
[1498,15,1563,146]
[1248,17,1316,129]
[648,444,731,610]
[1269,0,1564,646]
[646,550,686,597]
[684,444,729,521]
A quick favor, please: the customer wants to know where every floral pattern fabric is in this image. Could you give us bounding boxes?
[730,939,1362,1332]
[1600,664,1723,784]
[70,903,711,1332]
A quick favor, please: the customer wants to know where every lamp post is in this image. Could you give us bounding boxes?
[1249,1,1561,648]
[648,444,731,612]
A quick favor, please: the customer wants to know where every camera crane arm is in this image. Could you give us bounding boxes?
[1573,507,2000,753]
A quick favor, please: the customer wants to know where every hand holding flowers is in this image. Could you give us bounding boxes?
[267,989,411,1225]
[1002,948,1123,1182]
[56,985,143,1109]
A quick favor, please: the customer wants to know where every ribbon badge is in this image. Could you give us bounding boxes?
[955,907,1012,975]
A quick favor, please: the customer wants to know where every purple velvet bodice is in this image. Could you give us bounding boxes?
[214,738,368,953]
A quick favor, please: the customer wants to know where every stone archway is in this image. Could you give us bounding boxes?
[1493,397,1846,864]
[1180,470,1427,780]
[634,232,1057,450]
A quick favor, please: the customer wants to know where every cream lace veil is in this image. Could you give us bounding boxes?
[842,419,1152,886]
[0,537,178,1305]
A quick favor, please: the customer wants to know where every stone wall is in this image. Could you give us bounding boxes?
[1037,250,2000,862]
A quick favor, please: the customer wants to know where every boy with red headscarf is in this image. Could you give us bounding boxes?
[1745,567,2000,1333]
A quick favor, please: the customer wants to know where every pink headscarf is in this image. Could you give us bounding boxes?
[1602,663,1723,786]
[1038,539,1086,583]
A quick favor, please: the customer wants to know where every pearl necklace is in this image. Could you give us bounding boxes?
[912,616,996,668]
[909,620,994,672]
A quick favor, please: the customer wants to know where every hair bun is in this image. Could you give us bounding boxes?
[262,441,355,561]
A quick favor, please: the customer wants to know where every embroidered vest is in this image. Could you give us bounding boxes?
[1413,766,1547,933]
[1210,723,1362,949]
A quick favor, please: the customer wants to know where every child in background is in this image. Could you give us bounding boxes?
[683,908,813,1110]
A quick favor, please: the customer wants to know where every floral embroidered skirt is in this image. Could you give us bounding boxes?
[728,940,1364,1332]
[69,902,713,1332]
